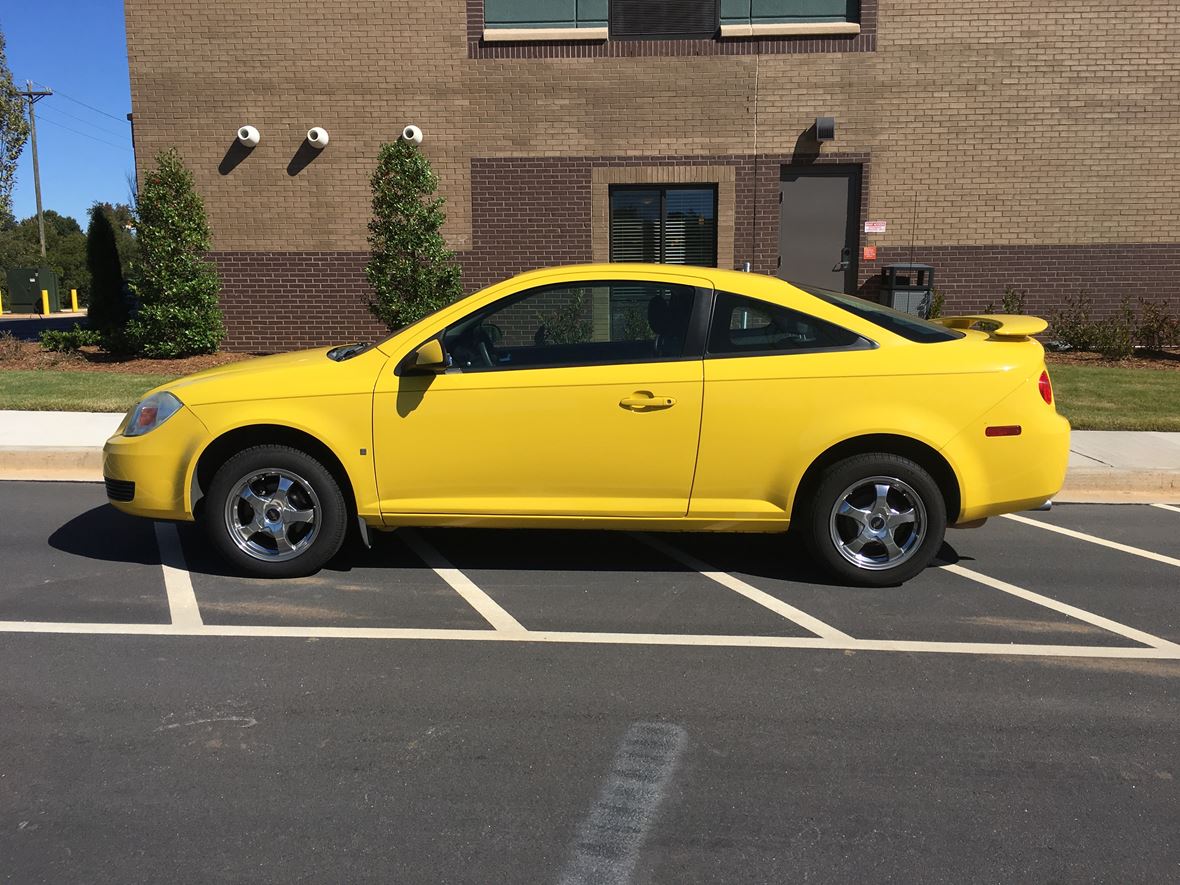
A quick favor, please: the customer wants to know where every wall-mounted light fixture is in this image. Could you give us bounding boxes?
[306,127,330,150]
[815,116,836,143]
[236,125,260,147]
[402,124,423,145]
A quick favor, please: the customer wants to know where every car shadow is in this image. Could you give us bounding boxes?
[51,505,964,589]
[48,504,165,566]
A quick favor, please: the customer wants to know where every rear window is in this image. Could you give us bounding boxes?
[796,284,964,344]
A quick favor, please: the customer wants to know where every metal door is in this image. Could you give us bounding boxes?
[776,166,861,293]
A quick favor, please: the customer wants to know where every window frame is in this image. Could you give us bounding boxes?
[400,280,715,376]
[609,184,720,268]
[704,289,876,360]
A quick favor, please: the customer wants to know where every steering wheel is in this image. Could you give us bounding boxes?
[473,322,502,368]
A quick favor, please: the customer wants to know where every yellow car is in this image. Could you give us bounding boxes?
[103,264,1069,585]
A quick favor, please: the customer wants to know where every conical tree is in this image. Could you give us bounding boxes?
[85,203,129,349]
[366,139,463,329]
[127,148,224,357]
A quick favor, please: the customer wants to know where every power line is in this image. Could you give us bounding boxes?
[36,116,133,152]
[30,81,127,123]
[38,104,130,140]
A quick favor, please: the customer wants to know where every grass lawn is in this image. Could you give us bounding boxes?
[0,371,178,412]
[1050,364,1180,431]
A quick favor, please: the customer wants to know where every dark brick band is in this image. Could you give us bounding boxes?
[212,240,1179,353]
[211,252,387,353]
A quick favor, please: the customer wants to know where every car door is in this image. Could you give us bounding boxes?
[372,277,709,519]
[689,289,877,521]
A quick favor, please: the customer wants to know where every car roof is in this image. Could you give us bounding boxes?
[502,263,796,292]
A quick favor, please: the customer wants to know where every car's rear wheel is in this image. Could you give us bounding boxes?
[803,453,946,586]
[204,445,348,578]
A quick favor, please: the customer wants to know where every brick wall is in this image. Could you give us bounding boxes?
[123,0,1180,350]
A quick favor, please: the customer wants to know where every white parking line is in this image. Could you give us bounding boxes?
[632,533,853,641]
[939,563,1180,651]
[154,522,203,627]
[0,619,1177,660]
[1151,503,1180,515]
[398,528,526,633]
[1002,513,1180,568]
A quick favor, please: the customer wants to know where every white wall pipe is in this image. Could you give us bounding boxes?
[237,125,260,147]
[306,127,330,149]
[401,125,423,145]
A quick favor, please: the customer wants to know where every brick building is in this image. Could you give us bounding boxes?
[123,0,1180,351]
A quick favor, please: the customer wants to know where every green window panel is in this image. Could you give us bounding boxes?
[721,0,857,24]
[484,0,607,28]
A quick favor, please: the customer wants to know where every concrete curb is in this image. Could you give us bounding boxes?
[0,447,104,482]
[1056,468,1180,504]
[1,446,1176,504]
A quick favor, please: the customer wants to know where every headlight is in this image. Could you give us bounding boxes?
[124,392,183,437]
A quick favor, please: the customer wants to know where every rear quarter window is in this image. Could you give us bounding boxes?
[708,291,872,356]
[797,284,965,343]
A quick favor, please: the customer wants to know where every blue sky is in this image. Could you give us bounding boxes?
[4,2,134,227]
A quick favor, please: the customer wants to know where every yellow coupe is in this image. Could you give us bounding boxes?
[104,265,1069,585]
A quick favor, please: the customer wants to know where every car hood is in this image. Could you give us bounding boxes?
[152,346,386,406]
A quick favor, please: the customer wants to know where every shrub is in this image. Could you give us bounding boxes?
[366,139,463,330]
[1050,292,1098,352]
[85,202,130,351]
[927,288,945,319]
[0,330,20,360]
[1090,298,1136,360]
[126,148,224,357]
[1001,285,1026,315]
[1135,298,1180,351]
[39,323,101,353]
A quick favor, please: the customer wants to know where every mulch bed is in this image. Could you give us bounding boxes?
[1045,349,1180,372]
[0,338,254,375]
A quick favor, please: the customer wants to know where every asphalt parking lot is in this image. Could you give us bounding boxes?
[1,481,1178,883]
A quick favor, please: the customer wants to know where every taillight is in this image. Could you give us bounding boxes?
[1038,370,1053,405]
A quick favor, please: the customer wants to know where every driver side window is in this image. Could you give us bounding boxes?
[442,281,698,371]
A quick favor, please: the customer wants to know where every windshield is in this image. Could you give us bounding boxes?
[794,283,964,344]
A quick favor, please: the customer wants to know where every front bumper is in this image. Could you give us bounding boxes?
[102,406,211,520]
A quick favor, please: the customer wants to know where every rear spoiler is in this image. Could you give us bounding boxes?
[933,314,1048,341]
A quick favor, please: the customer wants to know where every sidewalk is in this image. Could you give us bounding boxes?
[0,410,1175,503]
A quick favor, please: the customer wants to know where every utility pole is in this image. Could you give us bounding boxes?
[18,82,53,259]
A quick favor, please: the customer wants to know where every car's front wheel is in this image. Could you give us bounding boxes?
[803,453,947,586]
[204,445,348,578]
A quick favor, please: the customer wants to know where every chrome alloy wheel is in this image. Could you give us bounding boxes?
[828,475,927,571]
[223,468,321,563]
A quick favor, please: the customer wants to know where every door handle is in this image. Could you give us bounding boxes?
[620,392,676,411]
[832,245,851,272]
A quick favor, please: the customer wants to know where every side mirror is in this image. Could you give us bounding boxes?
[408,338,450,372]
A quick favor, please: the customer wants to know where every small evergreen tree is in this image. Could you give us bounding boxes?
[366,139,462,329]
[127,149,224,357]
[0,31,30,226]
[85,203,129,349]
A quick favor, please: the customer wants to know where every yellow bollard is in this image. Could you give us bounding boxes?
[70,288,79,312]
[41,289,50,315]
[0,288,4,314]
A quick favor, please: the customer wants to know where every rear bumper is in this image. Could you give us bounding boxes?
[952,413,1071,523]
[102,406,209,520]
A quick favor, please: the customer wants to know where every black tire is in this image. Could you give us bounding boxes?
[203,444,348,578]
[803,453,947,587]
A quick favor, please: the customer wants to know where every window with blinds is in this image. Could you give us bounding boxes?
[609,186,718,268]
[609,0,720,39]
